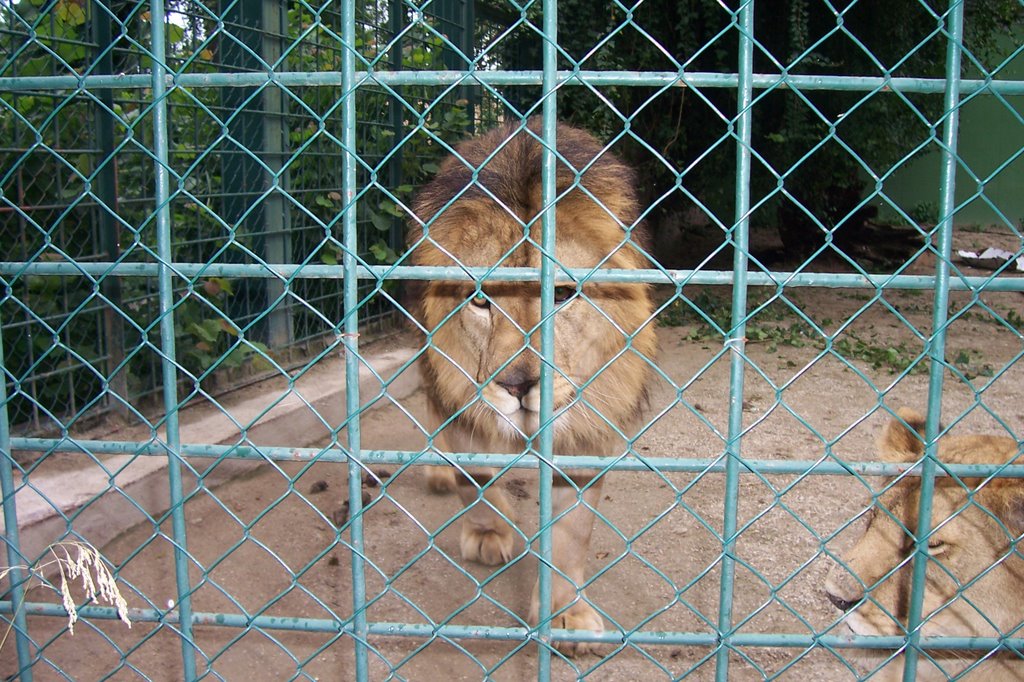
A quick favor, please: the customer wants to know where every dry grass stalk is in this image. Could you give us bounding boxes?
[1,540,131,646]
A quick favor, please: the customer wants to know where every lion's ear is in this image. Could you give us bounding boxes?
[878,408,928,462]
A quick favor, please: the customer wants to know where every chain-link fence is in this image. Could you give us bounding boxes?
[2,0,1023,680]
[0,0,473,431]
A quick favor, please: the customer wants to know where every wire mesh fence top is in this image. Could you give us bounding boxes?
[1,1,1023,681]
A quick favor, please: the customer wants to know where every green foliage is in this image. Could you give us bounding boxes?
[832,334,926,375]
[909,201,940,225]
[660,289,1004,378]
[0,1,470,426]
[485,0,1022,251]
[175,280,272,377]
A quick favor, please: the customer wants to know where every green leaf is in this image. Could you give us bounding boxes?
[379,200,403,217]
[315,194,333,208]
[18,57,52,78]
[369,210,392,232]
[369,241,398,264]
[55,0,86,26]
[187,319,220,345]
[167,23,186,45]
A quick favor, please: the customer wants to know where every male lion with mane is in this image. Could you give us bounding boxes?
[406,120,656,655]
[825,407,1024,680]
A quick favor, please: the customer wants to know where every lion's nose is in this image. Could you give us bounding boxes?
[826,591,858,612]
[497,370,539,400]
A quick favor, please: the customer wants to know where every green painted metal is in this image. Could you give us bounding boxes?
[5,261,1024,295]
[0,1,1022,680]
[3,261,1024,294]
[149,1,197,678]
[2,599,1022,655]
[0,317,32,682]
[341,1,371,678]
[715,3,756,679]
[904,4,966,680]
[9,436,1024,478]
[2,71,1024,95]
[535,2,560,675]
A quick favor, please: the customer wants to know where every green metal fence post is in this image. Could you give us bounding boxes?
[149,2,197,678]
[341,1,370,678]
[535,0,559,677]
[0,313,33,682]
[388,0,405,258]
[903,2,966,679]
[460,0,476,132]
[261,0,293,348]
[221,0,270,340]
[714,2,756,680]
[92,0,128,418]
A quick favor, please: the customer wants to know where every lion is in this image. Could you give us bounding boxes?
[825,407,1024,680]
[406,119,656,655]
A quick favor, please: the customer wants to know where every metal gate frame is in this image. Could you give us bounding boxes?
[2,1,1024,681]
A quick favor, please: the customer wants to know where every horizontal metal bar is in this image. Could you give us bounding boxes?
[2,261,1023,292]
[2,600,1021,652]
[10,438,1024,478]
[0,70,1022,95]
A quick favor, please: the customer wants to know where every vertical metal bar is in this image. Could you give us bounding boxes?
[902,2,964,679]
[92,0,128,418]
[460,0,477,132]
[536,0,558,677]
[221,0,267,333]
[262,0,292,348]
[341,2,369,679]
[149,3,197,678]
[715,1,755,679]
[388,0,405,255]
[0,316,33,682]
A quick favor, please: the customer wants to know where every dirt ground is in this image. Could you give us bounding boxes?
[5,228,1024,681]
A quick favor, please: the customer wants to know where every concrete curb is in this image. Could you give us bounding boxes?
[2,347,421,565]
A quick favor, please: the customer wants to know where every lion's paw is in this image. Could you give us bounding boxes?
[424,466,457,494]
[460,524,514,566]
[530,599,604,657]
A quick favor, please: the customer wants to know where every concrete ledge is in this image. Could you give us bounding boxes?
[2,346,421,565]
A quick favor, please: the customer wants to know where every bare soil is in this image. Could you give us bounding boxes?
[5,229,1024,681]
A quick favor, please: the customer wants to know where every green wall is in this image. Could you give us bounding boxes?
[881,39,1023,228]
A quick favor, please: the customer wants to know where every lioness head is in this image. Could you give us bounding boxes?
[825,408,1024,670]
[407,120,656,453]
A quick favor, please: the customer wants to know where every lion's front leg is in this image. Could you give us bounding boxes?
[427,420,517,566]
[529,474,605,657]
[424,465,458,493]
[456,468,517,565]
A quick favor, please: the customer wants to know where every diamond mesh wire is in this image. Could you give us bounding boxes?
[1,1,1023,681]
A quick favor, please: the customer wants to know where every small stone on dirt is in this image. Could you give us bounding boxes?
[308,480,329,494]
[362,469,392,488]
[332,502,349,526]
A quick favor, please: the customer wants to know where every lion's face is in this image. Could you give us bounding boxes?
[408,122,656,454]
[826,410,1024,645]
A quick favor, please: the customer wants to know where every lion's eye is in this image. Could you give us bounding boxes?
[926,540,947,555]
[554,286,575,304]
[470,291,490,308]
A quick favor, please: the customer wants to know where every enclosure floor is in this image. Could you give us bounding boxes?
[8,237,1024,681]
